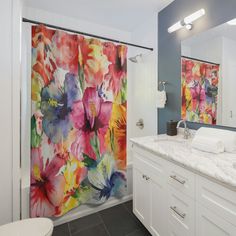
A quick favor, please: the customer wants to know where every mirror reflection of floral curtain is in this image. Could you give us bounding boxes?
[181,57,219,125]
[31,25,127,217]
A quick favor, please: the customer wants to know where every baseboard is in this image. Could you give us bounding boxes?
[53,194,133,226]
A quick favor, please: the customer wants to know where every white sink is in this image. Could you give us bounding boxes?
[233,162,236,169]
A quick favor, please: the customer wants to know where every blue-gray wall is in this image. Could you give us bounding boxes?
[158,0,236,133]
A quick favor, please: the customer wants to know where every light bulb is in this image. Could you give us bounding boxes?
[227,18,236,25]
[184,9,205,25]
[168,21,183,33]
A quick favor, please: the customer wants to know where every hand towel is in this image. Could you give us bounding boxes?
[157,90,167,108]
[191,135,224,154]
[195,127,236,152]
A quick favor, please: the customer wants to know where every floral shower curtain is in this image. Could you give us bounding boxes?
[30,25,127,217]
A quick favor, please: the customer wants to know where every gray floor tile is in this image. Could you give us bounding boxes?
[53,223,70,236]
[99,204,142,236]
[72,223,109,236]
[69,213,102,235]
[123,201,133,214]
[126,228,152,236]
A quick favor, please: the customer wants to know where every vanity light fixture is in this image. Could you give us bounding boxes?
[227,18,236,25]
[168,8,205,33]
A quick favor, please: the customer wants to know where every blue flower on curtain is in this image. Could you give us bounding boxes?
[41,73,80,143]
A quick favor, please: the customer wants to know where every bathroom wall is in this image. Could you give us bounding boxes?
[221,37,236,127]
[158,0,236,133]
[0,0,13,225]
[0,0,22,225]
[129,12,158,159]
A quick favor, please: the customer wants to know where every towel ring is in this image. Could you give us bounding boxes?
[159,81,166,91]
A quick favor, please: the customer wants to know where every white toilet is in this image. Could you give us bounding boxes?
[0,218,53,236]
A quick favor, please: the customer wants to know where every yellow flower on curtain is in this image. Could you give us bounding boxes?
[105,103,127,170]
[78,37,110,88]
[31,71,43,103]
[60,156,87,216]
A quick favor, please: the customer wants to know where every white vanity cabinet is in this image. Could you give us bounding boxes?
[133,147,167,236]
[132,144,236,236]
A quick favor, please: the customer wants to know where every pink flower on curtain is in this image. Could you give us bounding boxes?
[190,82,206,112]
[103,42,127,95]
[70,87,112,160]
[30,148,66,217]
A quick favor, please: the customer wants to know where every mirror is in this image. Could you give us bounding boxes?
[181,19,236,128]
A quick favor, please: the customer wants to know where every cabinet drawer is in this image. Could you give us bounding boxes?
[167,186,195,236]
[196,203,236,236]
[132,145,167,167]
[167,161,195,199]
[196,175,236,227]
[133,151,165,185]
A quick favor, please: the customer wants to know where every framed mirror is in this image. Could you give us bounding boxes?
[181,18,236,128]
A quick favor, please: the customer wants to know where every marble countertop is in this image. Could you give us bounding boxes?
[130,134,236,190]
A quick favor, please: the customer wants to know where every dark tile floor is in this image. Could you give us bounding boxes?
[53,201,151,236]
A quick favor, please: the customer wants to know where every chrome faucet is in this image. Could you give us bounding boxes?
[176,120,191,139]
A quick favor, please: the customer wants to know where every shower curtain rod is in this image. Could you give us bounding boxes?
[22,18,154,51]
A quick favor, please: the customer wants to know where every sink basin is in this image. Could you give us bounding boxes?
[153,138,186,144]
[151,138,191,151]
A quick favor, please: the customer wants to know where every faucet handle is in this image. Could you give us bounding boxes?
[184,128,191,139]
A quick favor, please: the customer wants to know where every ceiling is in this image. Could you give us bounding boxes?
[23,0,173,31]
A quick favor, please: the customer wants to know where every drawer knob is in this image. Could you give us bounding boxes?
[142,174,150,181]
[170,175,186,185]
[170,206,186,219]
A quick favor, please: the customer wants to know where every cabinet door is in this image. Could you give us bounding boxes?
[149,177,167,236]
[196,204,236,236]
[133,167,149,224]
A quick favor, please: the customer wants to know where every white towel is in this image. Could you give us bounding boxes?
[157,90,167,108]
[191,135,224,154]
[195,127,236,153]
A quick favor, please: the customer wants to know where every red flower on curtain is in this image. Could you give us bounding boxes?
[30,148,66,217]
[53,31,79,74]
[32,25,57,86]
[103,42,127,95]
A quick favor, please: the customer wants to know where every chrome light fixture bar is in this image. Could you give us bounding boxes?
[168,9,205,33]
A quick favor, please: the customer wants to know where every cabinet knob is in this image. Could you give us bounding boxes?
[142,174,150,181]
